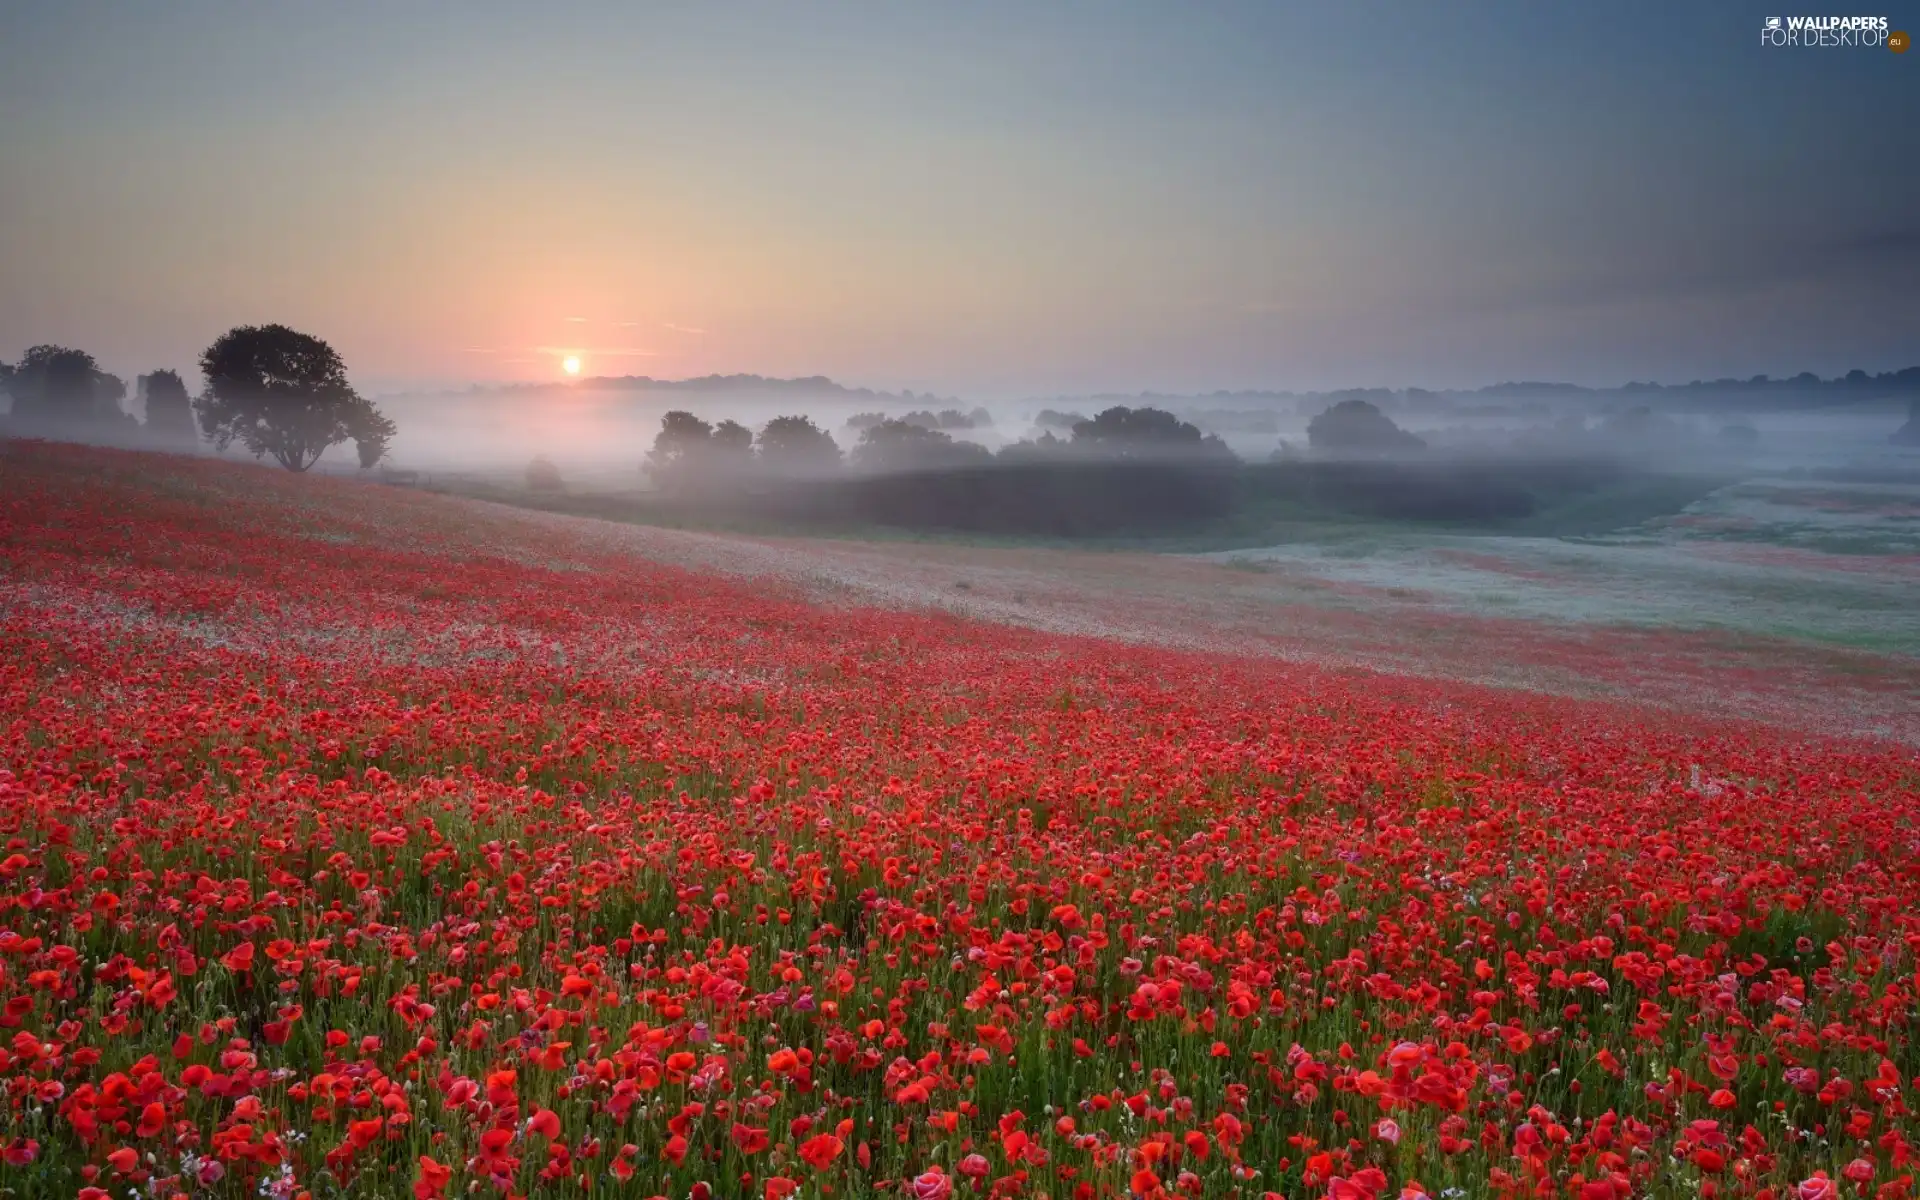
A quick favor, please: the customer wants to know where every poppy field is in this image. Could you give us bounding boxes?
[2,442,1917,1200]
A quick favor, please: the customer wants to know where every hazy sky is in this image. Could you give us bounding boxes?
[3,1,1915,397]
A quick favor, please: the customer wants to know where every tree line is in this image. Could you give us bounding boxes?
[599,403,1585,536]
[594,406,1243,535]
[1,324,393,471]
[636,404,1235,487]
[5,329,1716,536]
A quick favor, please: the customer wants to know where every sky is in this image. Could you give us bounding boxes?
[2,1,1916,398]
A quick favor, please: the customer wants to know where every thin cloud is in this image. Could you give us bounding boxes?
[532,345,657,356]
[664,323,707,335]
[565,316,588,323]
[458,347,502,354]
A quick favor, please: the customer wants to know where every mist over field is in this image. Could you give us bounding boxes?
[316,368,1917,473]
[17,354,1907,682]
[8,363,1919,476]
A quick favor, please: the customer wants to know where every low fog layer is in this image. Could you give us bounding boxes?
[6,354,1919,539]
[370,371,1920,481]
[93,367,1881,472]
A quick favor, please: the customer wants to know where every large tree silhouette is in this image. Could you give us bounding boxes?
[644,410,715,485]
[194,325,394,470]
[755,415,841,476]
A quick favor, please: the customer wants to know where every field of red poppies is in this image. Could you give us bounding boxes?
[2,441,1917,1200]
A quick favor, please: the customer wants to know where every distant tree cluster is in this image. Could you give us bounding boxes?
[648,403,1229,488]
[3,345,136,435]
[636,404,1240,534]
[3,324,396,472]
[623,399,1743,534]
[646,412,843,488]
[1615,365,1920,397]
[1067,406,1234,459]
[1023,367,1920,432]
[1305,399,1426,456]
[853,419,994,472]
[846,407,993,435]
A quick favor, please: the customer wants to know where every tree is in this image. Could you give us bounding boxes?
[194,325,394,470]
[854,419,991,472]
[14,345,97,424]
[1070,406,1233,460]
[140,370,198,445]
[756,415,841,476]
[644,410,714,484]
[8,345,128,428]
[711,419,755,466]
[1305,400,1424,456]
[94,371,129,422]
[526,456,564,491]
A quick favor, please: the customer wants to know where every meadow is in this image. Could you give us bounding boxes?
[2,440,1917,1200]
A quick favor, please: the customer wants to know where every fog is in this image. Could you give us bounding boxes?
[6,366,1918,540]
[374,381,991,476]
[336,374,1918,490]
[341,373,1920,477]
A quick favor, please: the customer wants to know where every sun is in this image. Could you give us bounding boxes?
[561,355,582,376]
